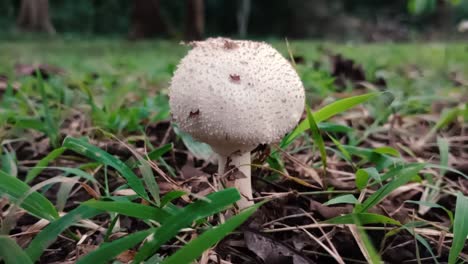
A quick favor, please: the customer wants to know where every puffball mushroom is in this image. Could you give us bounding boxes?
[169,37,305,209]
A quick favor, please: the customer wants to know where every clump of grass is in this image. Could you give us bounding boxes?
[0,39,467,263]
[0,136,260,263]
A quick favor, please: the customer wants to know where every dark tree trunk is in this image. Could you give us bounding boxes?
[237,0,251,38]
[287,0,331,38]
[129,0,167,39]
[185,0,204,41]
[435,0,453,37]
[16,0,55,34]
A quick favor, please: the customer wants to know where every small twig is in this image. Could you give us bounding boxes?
[299,226,345,264]
[301,209,345,264]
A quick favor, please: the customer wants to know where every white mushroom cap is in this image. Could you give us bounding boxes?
[458,20,468,33]
[169,38,305,156]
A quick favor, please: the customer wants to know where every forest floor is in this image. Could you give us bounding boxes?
[0,39,467,264]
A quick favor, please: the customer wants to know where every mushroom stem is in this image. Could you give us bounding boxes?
[218,152,254,209]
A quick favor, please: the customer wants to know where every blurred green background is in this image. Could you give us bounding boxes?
[1,0,468,41]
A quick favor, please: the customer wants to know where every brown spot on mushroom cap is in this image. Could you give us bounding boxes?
[188,109,200,118]
[229,74,241,83]
[223,40,239,50]
[169,37,305,156]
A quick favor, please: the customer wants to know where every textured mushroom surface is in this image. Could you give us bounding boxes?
[169,38,305,155]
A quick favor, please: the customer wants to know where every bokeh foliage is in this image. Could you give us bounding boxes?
[1,0,468,38]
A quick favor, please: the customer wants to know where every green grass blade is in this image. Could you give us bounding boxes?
[355,169,371,191]
[324,194,358,206]
[351,214,382,264]
[373,146,400,157]
[318,122,353,133]
[25,205,102,262]
[2,82,14,106]
[266,152,286,174]
[312,92,379,124]
[425,163,468,180]
[306,105,327,171]
[0,236,33,264]
[448,192,468,264]
[13,117,48,133]
[37,71,60,148]
[126,143,173,169]
[328,134,352,162]
[357,164,424,213]
[367,163,421,187]
[47,167,97,182]
[147,143,173,160]
[385,221,428,237]
[76,229,155,264]
[355,167,380,190]
[343,145,399,171]
[83,200,171,221]
[25,147,66,183]
[56,176,79,212]
[158,156,177,177]
[162,203,263,264]
[403,226,440,264]
[325,213,401,226]
[282,92,377,147]
[405,200,453,223]
[1,148,17,177]
[430,108,460,136]
[0,170,59,221]
[133,188,241,263]
[437,137,449,176]
[139,160,160,206]
[62,137,149,200]
[173,126,214,161]
[160,190,187,207]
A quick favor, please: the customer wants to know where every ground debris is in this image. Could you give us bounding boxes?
[15,63,65,79]
[244,230,313,264]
